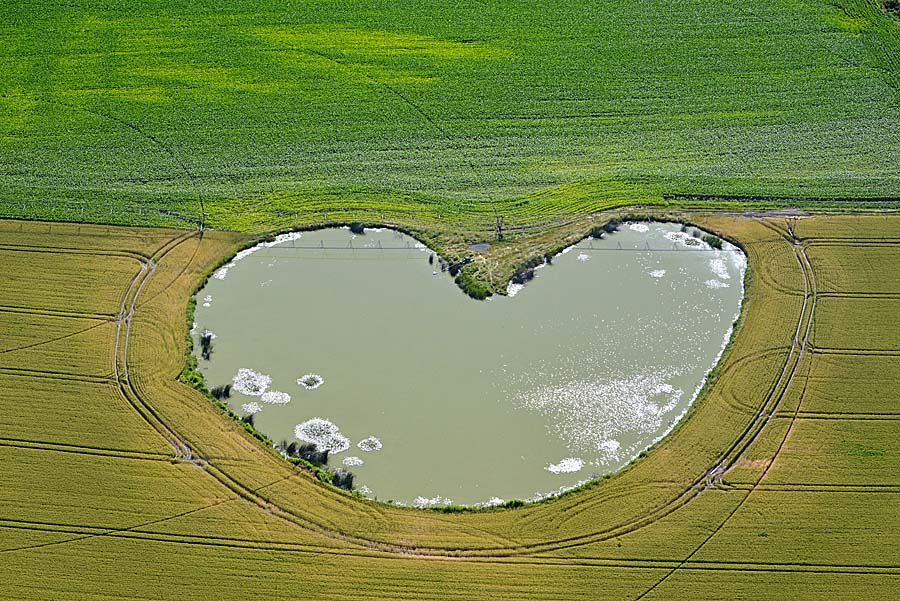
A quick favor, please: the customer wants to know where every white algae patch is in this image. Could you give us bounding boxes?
[473,496,505,508]
[357,436,383,452]
[506,282,524,297]
[297,373,324,390]
[343,456,364,467]
[709,257,730,280]
[413,495,453,508]
[629,223,650,233]
[546,457,585,474]
[213,232,303,280]
[241,402,262,414]
[649,269,666,278]
[232,368,271,397]
[597,439,621,460]
[577,253,591,262]
[294,418,350,453]
[261,391,291,405]
[664,231,704,248]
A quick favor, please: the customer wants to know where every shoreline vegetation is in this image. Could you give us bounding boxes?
[180,210,749,511]
[219,208,749,300]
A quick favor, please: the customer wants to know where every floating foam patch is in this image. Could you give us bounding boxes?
[294,417,350,453]
[597,439,621,459]
[577,253,591,262]
[664,231,704,248]
[507,282,524,297]
[202,294,212,307]
[705,279,729,289]
[241,402,262,414]
[413,495,453,508]
[357,436,382,452]
[232,368,272,397]
[649,269,666,278]
[546,457,584,474]
[629,223,650,233]
[201,328,217,340]
[261,391,291,404]
[213,232,303,280]
[709,257,730,280]
[297,373,324,390]
[343,456,364,467]
[474,497,505,508]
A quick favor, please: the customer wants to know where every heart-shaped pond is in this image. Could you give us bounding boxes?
[193,223,745,507]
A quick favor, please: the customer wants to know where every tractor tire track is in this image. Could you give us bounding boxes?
[633,221,818,599]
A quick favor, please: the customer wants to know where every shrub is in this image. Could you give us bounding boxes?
[455,269,492,299]
[331,469,354,490]
[210,384,231,400]
[296,443,330,466]
[199,332,213,360]
[702,234,723,250]
[500,499,525,509]
[511,268,535,285]
[436,504,469,513]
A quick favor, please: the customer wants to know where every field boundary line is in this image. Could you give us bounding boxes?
[0,305,115,321]
[4,517,900,576]
[775,411,900,420]
[809,346,900,356]
[0,367,113,384]
[0,437,173,462]
[728,483,900,493]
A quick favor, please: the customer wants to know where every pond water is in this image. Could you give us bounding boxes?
[192,223,745,507]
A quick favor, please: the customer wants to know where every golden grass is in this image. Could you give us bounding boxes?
[2,214,899,598]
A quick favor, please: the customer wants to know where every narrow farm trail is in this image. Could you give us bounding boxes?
[634,220,819,599]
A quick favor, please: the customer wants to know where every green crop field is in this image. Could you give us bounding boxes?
[2,215,899,599]
[2,0,900,236]
[3,0,900,598]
